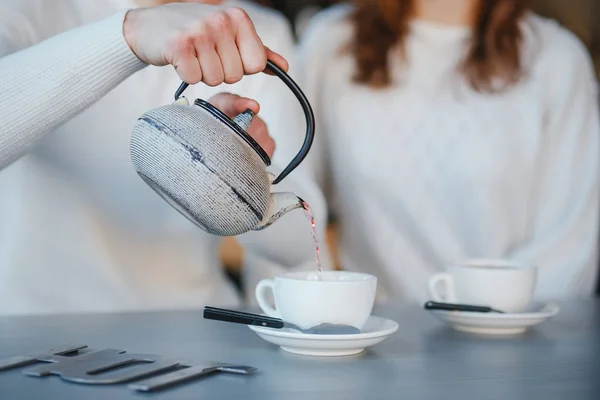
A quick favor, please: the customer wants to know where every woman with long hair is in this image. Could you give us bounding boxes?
[290,0,600,303]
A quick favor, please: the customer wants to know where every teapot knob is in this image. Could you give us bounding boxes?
[173,97,190,106]
[233,109,255,132]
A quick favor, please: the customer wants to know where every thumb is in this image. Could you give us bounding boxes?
[208,93,260,118]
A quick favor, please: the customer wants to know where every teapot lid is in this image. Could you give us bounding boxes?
[174,59,315,185]
[193,98,271,166]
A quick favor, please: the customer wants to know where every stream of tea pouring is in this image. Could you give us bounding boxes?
[301,201,323,279]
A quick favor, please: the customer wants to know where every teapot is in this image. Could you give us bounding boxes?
[130,60,315,236]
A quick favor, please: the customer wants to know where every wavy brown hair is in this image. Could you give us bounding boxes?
[348,0,531,92]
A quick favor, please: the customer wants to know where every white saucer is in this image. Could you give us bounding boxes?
[427,302,560,335]
[248,315,398,357]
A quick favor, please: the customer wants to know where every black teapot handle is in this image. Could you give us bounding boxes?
[174,60,315,185]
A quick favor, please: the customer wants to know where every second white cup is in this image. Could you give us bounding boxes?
[428,258,537,313]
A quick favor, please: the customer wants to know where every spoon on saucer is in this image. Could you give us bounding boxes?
[203,306,361,335]
[424,301,505,313]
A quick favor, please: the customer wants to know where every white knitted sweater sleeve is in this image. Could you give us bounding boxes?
[0,10,146,170]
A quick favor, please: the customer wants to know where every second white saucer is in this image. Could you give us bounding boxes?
[427,302,560,335]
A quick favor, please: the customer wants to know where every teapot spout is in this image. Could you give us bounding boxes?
[255,192,304,230]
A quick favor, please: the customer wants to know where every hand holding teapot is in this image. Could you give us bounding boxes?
[123,3,288,86]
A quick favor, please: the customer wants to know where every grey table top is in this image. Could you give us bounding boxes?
[0,300,599,400]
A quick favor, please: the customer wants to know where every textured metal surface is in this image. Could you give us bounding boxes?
[22,349,181,384]
[0,344,87,372]
[0,345,256,393]
[129,364,256,392]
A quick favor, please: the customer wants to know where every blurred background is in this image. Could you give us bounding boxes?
[221,0,600,287]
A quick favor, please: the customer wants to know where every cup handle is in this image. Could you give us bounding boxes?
[255,279,280,318]
[428,273,455,302]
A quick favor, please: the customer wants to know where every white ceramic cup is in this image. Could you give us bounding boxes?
[255,270,377,330]
[428,259,537,313]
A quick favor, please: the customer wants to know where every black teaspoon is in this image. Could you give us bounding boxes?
[424,301,505,313]
[203,306,361,334]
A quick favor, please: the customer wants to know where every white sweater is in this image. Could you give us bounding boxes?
[0,0,329,315]
[297,5,600,304]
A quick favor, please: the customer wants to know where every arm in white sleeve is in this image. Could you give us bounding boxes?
[509,35,600,299]
[236,14,334,305]
[0,8,146,170]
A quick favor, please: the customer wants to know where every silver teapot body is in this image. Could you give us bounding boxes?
[131,102,273,236]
